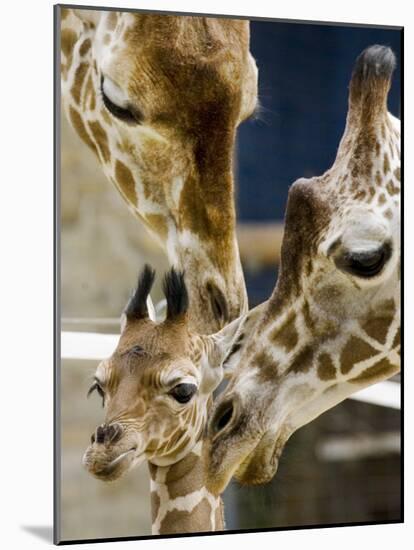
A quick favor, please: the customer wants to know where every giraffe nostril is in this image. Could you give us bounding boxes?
[211,400,234,435]
[93,423,123,445]
[108,423,123,443]
[96,425,106,444]
[206,282,229,325]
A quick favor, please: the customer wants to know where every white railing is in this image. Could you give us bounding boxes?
[60,331,401,410]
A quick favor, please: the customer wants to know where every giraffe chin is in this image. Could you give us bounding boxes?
[234,429,287,486]
[82,445,144,482]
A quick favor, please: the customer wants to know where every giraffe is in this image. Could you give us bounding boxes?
[60,7,259,333]
[202,45,401,495]
[82,265,261,534]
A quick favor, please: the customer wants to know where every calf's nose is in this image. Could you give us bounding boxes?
[91,423,123,445]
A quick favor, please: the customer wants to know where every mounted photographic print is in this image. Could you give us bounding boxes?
[54,3,402,544]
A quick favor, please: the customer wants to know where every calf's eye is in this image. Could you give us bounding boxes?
[169,383,197,404]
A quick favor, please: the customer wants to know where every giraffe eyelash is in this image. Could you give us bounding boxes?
[100,77,143,124]
[87,381,105,407]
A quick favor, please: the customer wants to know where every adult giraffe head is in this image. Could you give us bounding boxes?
[60,8,258,332]
[82,265,255,482]
[204,45,401,493]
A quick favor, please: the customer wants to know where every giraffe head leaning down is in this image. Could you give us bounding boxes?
[204,45,401,494]
[61,9,259,332]
[82,265,252,482]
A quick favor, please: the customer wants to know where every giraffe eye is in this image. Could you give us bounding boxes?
[169,383,197,404]
[100,77,143,124]
[338,243,391,278]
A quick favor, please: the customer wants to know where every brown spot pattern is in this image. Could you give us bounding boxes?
[165,452,205,499]
[253,349,278,382]
[68,106,98,157]
[79,38,91,56]
[302,300,313,332]
[88,120,110,163]
[114,160,138,204]
[61,28,77,58]
[151,491,160,523]
[340,336,377,375]
[383,152,390,174]
[288,344,314,375]
[349,357,397,384]
[269,311,298,353]
[145,214,168,239]
[394,167,400,181]
[378,193,386,205]
[159,498,212,534]
[317,353,336,380]
[386,179,399,196]
[392,327,400,348]
[360,315,393,345]
[106,12,118,30]
[60,28,78,79]
[71,62,89,104]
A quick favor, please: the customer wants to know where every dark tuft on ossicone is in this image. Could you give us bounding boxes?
[125,264,156,320]
[352,45,396,85]
[163,268,189,320]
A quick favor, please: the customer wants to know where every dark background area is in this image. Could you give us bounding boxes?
[238,21,401,222]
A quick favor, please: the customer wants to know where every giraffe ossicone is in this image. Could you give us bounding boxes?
[204,44,401,495]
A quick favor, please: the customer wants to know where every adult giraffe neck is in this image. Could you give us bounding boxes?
[60,7,254,334]
[148,441,224,534]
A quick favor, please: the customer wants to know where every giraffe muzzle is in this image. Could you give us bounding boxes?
[83,423,142,481]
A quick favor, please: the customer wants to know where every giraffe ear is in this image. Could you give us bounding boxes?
[72,9,101,27]
[211,305,265,375]
[209,314,247,376]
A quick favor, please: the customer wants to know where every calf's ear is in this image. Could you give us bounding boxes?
[208,305,263,376]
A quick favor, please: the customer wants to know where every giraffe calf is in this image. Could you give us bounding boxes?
[82,265,258,482]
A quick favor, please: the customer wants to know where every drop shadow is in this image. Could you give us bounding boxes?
[21,525,53,543]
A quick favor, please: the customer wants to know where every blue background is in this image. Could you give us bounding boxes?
[237,21,401,222]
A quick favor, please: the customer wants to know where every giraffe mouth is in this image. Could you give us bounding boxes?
[233,429,286,486]
[102,447,137,472]
[83,445,142,481]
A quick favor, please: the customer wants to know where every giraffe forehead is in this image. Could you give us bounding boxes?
[96,14,251,113]
[321,206,390,253]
